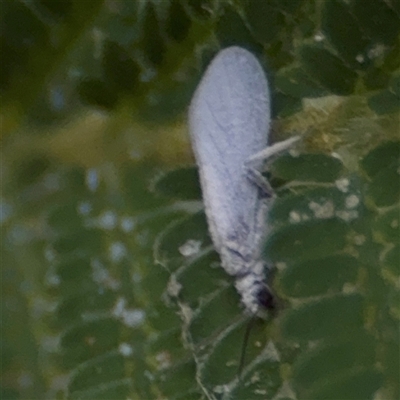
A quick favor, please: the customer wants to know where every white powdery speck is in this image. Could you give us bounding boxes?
[354,234,366,246]
[119,342,133,357]
[77,201,92,216]
[345,194,360,209]
[167,275,182,297]
[309,200,335,219]
[112,297,145,328]
[109,242,127,263]
[289,210,302,223]
[98,210,118,230]
[179,239,202,257]
[86,168,99,192]
[336,178,350,193]
[120,216,135,233]
[336,210,359,222]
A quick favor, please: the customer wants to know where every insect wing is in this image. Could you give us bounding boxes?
[189,47,271,257]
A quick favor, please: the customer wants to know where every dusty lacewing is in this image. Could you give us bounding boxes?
[189,46,298,318]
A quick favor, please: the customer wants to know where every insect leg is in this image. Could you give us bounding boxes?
[245,135,301,195]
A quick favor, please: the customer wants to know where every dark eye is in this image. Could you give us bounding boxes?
[257,286,276,310]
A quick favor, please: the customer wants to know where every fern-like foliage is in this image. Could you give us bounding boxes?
[1,0,399,399]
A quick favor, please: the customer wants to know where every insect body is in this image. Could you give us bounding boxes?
[189,46,278,316]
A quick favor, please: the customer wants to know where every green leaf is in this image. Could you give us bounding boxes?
[177,251,228,306]
[153,359,200,399]
[61,318,123,368]
[269,183,363,229]
[280,254,359,297]
[306,368,383,400]
[360,140,400,179]
[281,293,365,341]
[270,153,344,183]
[244,0,285,45]
[216,6,261,52]
[322,0,370,70]
[373,207,400,242]
[351,0,400,46]
[299,45,358,95]
[38,0,74,20]
[152,167,202,200]
[51,228,103,255]
[367,160,400,207]
[166,0,192,42]
[368,89,400,115]
[141,2,167,66]
[68,351,128,393]
[292,333,376,392]
[275,66,329,98]
[187,285,242,346]
[155,211,212,265]
[102,41,141,94]
[78,78,119,110]
[265,218,350,263]
[384,244,400,277]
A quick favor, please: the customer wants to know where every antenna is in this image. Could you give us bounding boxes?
[237,315,257,379]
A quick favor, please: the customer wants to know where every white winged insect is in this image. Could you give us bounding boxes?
[189,46,299,318]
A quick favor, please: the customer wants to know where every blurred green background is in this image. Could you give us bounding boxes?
[1,1,399,399]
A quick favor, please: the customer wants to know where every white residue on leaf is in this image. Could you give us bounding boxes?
[112,297,126,317]
[0,200,13,223]
[345,194,360,209]
[167,275,182,297]
[44,245,56,262]
[289,147,301,157]
[275,262,287,271]
[43,173,61,191]
[336,210,359,222]
[112,297,145,328]
[109,241,127,263]
[77,201,92,215]
[178,239,202,257]
[86,168,99,192]
[289,210,301,223]
[265,341,280,362]
[309,200,335,219]
[155,351,172,370]
[31,297,57,319]
[213,385,229,395]
[45,267,60,287]
[8,224,33,245]
[91,258,120,290]
[97,210,118,230]
[271,381,297,400]
[314,32,324,42]
[122,309,145,328]
[118,342,133,357]
[356,54,365,63]
[131,272,142,283]
[92,258,108,282]
[180,303,193,323]
[335,178,350,193]
[18,372,33,389]
[343,283,357,294]
[250,371,261,383]
[41,334,60,353]
[120,216,135,233]
[368,43,386,60]
[353,234,366,246]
